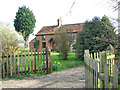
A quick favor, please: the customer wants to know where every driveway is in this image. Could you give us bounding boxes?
[2,66,85,88]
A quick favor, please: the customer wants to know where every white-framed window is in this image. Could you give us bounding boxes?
[42,35,46,40]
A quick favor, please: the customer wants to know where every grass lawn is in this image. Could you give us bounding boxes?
[2,51,84,81]
[19,47,30,52]
[51,52,84,72]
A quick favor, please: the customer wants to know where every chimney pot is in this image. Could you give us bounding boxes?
[57,18,62,26]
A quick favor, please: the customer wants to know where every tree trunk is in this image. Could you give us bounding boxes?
[118,34,120,52]
[118,1,120,53]
[63,53,68,60]
[24,36,29,48]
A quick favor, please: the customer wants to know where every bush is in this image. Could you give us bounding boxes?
[2,46,21,77]
[75,16,117,60]
[4,46,21,56]
[52,61,62,71]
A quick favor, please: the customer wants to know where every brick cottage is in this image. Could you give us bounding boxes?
[29,19,83,51]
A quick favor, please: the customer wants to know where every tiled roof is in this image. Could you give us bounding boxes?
[35,23,83,36]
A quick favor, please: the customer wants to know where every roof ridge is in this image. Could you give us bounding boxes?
[35,23,83,36]
[42,23,84,28]
[63,23,84,26]
[43,25,57,27]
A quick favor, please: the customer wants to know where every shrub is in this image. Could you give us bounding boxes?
[4,46,21,56]
[75,16,117,60]
[2,46,21,77]
[52,61,62,71]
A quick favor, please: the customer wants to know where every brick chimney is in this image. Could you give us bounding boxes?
[57,18,62,26]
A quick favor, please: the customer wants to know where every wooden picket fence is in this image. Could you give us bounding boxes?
[84,50,119,88]
[1,48,51,78]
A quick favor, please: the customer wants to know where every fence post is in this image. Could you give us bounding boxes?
[21,52,23,75]
[118,57,120,84]
[100,51,106,88]
[34,50,36,73]
[46,47,51,74]
[14,52,16,75]
[7,53,9,77]
[84,50,90,88]
[104,64,108,88]
[90,58,93,88]
[43,51,45,72]
[17,52,19,75]
[24,51,26,75]
[2,54,5,78]
[31,50,33,74]
[28,51,30,74]
[93,60,95,88]
[95,61,98,88]
[40,51,42,73]
[84,50,87,88]
[10,52,12,76]
[113,64,118,88]
[37,50,39,73]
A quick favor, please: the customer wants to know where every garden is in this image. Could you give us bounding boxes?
[1,5,120,88]
[2,47,84,81]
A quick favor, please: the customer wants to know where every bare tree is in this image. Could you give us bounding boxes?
[54,26,73,60]
[109,0,120,52]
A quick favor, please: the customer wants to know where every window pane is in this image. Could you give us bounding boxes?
[42,42,46,48]
[69,34,74,38]
[42,35,46,40]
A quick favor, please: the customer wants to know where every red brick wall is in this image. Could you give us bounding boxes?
[29,32,78,51]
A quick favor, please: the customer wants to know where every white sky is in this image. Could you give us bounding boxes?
[0,0,118,42]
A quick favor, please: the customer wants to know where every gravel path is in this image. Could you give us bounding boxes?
[2,66,85,88]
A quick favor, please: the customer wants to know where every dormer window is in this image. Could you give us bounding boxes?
[42,35,46,40]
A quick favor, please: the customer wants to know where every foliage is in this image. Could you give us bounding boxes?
[19,47,30,52]
[115,52,120,57]
[4,46,21,56]
[51,52,84,71]
[2,46,21,77]
[54,26,73,60]
[34,40,39,51]
[72,41,76,50]
[76,15,117,60]
[14,5,36,47]
[0,25,20,54]
[52,61,62,71]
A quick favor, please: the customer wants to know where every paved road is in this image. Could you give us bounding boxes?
[2,66,85,88]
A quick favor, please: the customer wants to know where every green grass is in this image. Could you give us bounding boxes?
[51,52,84,72]
[19,47,30,52]
[2,72,47,81]
[2,52,84,81]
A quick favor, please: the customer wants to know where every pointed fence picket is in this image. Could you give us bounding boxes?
[1,48,51,78]
[84,50,119,88]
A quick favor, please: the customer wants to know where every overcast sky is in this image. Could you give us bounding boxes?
[0,0,118,42]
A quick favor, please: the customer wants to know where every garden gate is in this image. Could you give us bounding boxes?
[84,50,120,88]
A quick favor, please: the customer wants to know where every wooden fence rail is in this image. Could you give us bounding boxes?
[84,50,119,88]
[1,48,51,78]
